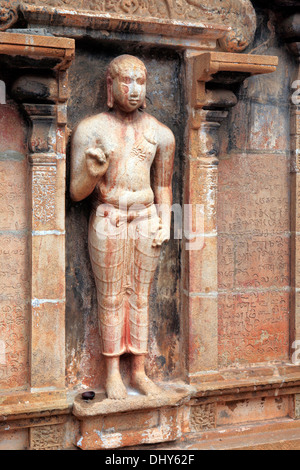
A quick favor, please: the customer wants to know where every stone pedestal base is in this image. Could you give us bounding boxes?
[73,387,187,450]
[70,364,300,450]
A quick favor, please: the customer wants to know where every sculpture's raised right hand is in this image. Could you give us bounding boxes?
[85,147,109,178]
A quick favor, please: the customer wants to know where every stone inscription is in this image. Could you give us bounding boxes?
[0,161,28,231]
[218,154,289,236]
[218,234,290,290]
[0,235,30,390]
[218,291,289,366]
[0,235,30,298]
[218,153,290,366]
[0,111,30,390]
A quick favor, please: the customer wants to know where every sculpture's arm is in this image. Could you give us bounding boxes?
[152,125,175,247]
[70,122,109,202]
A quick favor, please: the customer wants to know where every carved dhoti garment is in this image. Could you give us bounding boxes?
[88,203,161,357]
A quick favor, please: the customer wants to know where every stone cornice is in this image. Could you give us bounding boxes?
[0,31,75,70]
[0,0,258,52]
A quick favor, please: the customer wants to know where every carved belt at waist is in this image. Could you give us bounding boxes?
[93,202,157,228]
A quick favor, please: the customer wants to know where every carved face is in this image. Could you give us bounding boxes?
[111,65,146,113]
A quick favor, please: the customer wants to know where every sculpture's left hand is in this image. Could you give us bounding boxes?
[152,222,170,248]
[86,147,109,178]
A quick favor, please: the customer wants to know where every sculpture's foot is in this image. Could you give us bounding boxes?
[106,372,127,400]
[131,372,161,396]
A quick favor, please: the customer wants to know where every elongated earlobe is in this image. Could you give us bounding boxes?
[107,76,114,108]
[142,98,147,109]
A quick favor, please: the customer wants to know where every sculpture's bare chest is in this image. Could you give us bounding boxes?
[97,118,158,171]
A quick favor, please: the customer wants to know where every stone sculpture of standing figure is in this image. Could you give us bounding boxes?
[70,55,175,399]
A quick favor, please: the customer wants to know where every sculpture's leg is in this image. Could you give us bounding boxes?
[88,210,127,399]
[131,354,161,396]
[129,207,161,396]
[105,356,127,400]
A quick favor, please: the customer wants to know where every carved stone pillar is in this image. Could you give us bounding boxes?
[182,52,278,383]
[14,75,71,391]
[0,32,74,404]
[27,103,66,389]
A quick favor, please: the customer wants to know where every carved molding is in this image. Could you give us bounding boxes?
[30,424,65,450]
[0,2,18,31]
[32,165,57,223]
[190,403,217,431]
[13,0,257,52]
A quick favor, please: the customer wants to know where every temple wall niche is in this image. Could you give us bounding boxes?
[0,94,30,392]
[65,41,184,389]
[217,8,294,367]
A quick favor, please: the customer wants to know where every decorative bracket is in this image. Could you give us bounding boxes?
[191,52,278,109]
[0,31,74,70]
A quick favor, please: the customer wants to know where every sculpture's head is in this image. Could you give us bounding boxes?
[107,55,147,112]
